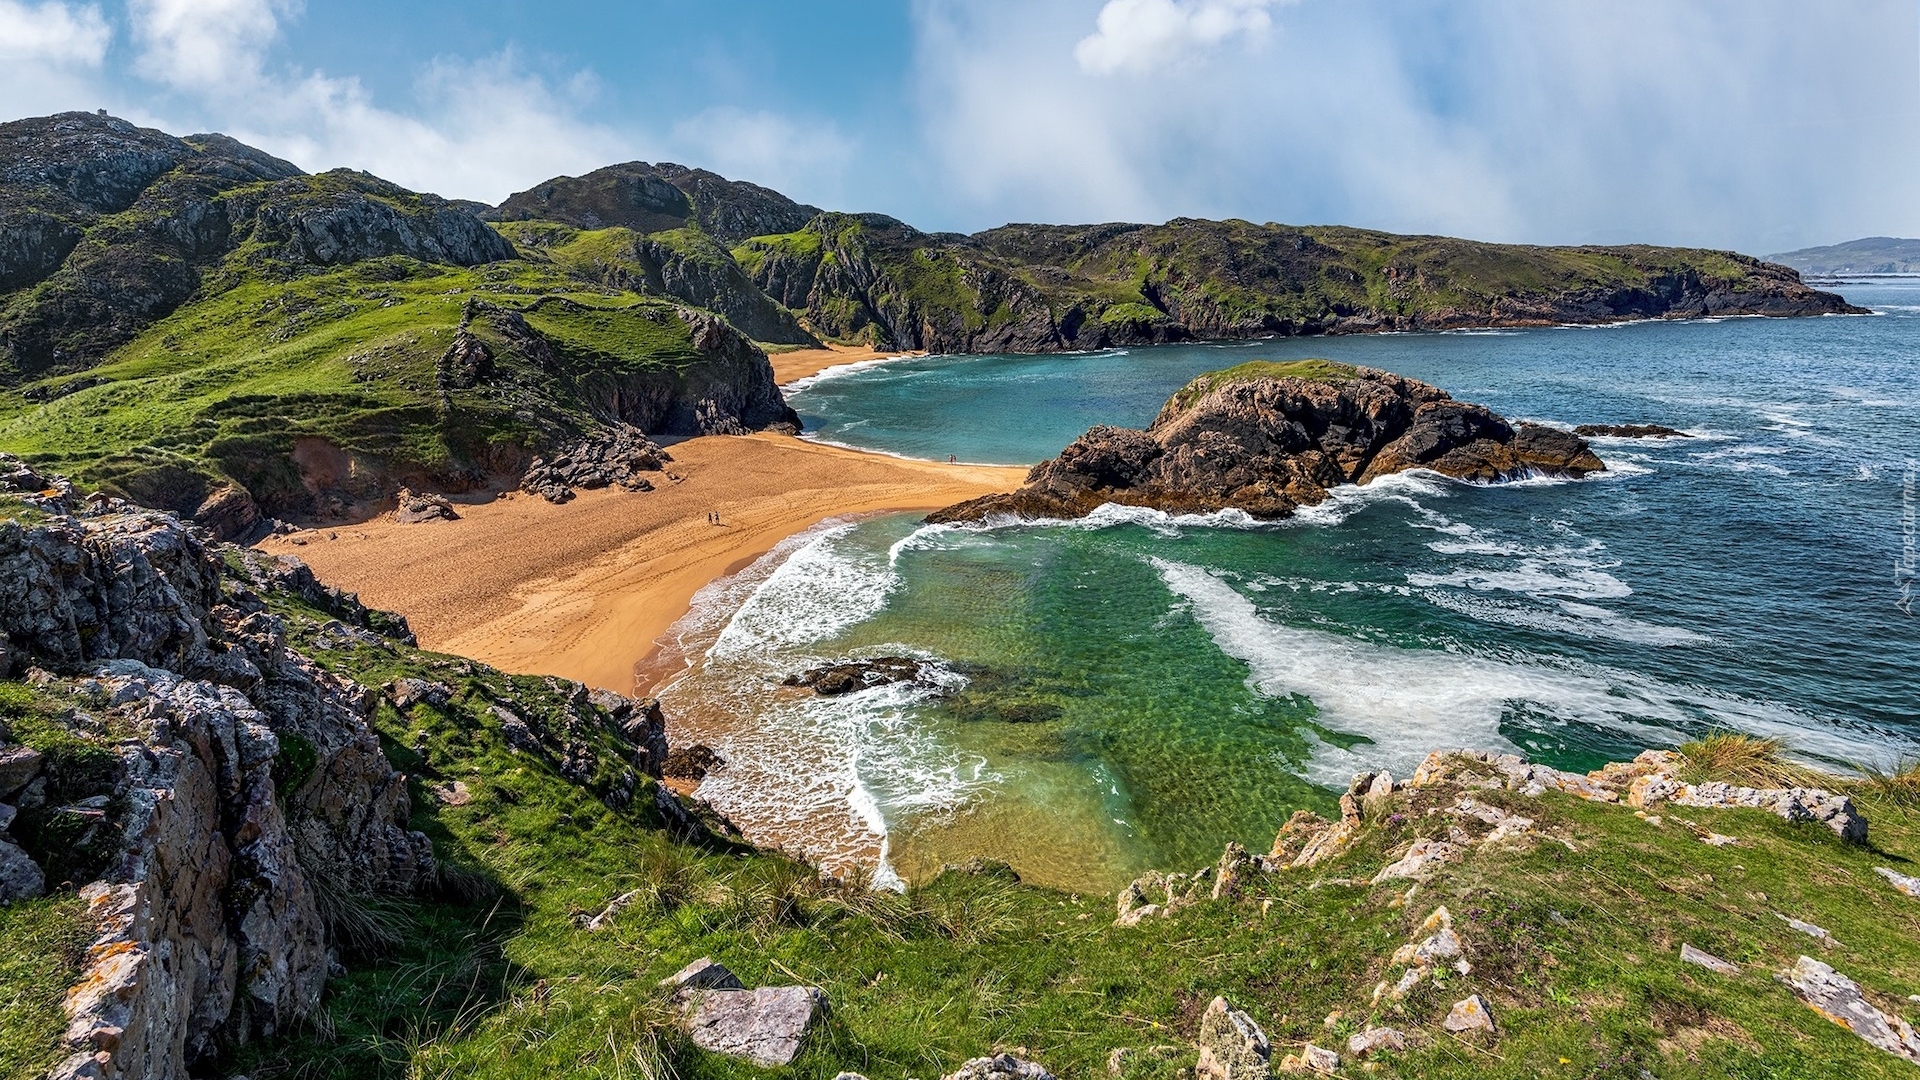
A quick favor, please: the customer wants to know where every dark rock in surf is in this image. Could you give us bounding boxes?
[928,362,1606,524]
[664,743,723,782]
[782,656,926,696]
[1572,423,1691,439]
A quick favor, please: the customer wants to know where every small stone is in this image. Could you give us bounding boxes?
[388,678,453,710]
[1372,838,1460,883]
[0,837,46,903]
[1346,1027,1407,1057]
[1701,833,1738,847]
[1278,1044,1339,1074]
[660,956,745,992]
[1196,996,1272,1080]
[1876,867,1920,898]
[392,487,459,524]
[1442,994,1495,1034]
[1680,944,1741,975]
[1775,913,1836,945]
[942,1054,1056,1080]
[833,1073,870,1080]
[683,985,825,1067]
[0,746,44,799]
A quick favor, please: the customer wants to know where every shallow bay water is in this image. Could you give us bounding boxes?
[658,281,1920,892]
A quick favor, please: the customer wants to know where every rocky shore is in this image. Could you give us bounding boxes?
[931,360,1605,524]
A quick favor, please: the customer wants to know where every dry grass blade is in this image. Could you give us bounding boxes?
[1675,733,1825,789]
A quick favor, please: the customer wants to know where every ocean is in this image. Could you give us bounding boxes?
[655,280,1920,893]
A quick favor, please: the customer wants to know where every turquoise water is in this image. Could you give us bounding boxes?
[660,282,1920,892]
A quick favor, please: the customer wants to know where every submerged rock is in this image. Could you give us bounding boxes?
[928,362,1604,524]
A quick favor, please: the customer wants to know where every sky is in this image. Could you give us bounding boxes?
[1,0,1917,254]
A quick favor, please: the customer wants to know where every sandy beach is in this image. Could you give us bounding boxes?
[258,432,1024,696]
[769,343,926,386]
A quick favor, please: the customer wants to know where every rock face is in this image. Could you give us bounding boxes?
[930,363,1605,524]
[519,423,672,504]
[0,112,511,382]
[0,461,433,1080]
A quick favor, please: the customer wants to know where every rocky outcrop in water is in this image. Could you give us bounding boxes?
[1572,423,1691,439]
[929,363,1606,524]
[782,656,926,696]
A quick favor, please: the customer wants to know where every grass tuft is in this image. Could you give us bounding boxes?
[1675,733,1825,789]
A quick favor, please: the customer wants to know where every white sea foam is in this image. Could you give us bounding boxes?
[781,353,924,391]
[1408,563,1632,601]
[1422,591,1710,647]
[707,523,897,659]
[665,524,996,888]
[1153,557,1902,783]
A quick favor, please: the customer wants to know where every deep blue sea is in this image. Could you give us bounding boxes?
[658,281,1920,892]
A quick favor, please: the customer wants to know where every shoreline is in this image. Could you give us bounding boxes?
[256,432,1024,695]
[769,342,928,386]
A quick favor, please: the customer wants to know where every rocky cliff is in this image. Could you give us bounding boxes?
[485,161,821,245]
[0,456,674,1079]
[0,113,513,382]
[929,360,1604,523]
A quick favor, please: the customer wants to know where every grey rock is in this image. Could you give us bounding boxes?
[392,488,458,524]
[683,985,825,1067]
[491,705,541,753]
[1277,1044,1338,1074]
[943,1054,1057,1080]
[0,803,14,832]
[0,836,45,902]
[0,634,10,678]
[1671,782,1867,844]
[661,956,745,992]
[0,744,44,797]
[1372,838,1461,883]
[387,678,452,710]
[1196,996,1271,1080]
[1442,994,1496,1034]
[1875,866,1920,898]
[521,424,672,504]
[1211,841,1254,900]
[783,656,926,696]
[1679,944,1740,975]
[1775,913,1836,945]
[1778,956,1920,1063]
[1346,1027,1407,1056]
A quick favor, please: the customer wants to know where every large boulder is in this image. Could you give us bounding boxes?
[682,985,827,1067]
[930,363,1604,524]
[1196,996,1271,1080]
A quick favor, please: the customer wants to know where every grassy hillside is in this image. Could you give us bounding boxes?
[179,580,1920,1079]
[0,256,726,520]
[734,215,1853,354]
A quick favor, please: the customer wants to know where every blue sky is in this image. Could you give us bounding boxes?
[2,0,1917,253]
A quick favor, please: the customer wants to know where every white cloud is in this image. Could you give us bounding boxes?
[908,0,1920,253]
[0,1,113,119]
[668,107,854,207]
[0,0,109,63]
[129,0,293,89]
[1074,0,1287,74]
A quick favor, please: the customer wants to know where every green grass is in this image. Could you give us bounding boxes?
[0,254,705,514]
[184,587,1920,1080]
[0,892,90,1078]
[1676,734,1827,789]
[1164,359,1361,414]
